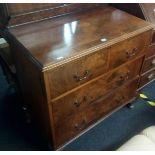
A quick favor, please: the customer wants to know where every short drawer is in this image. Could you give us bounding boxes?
[146,44,155,58]
[51,57,143,125]
[142,55,155,73]
[139,68,155,88]
[48,48,108,98]
[109,31,152,69]
[53,77,139,148]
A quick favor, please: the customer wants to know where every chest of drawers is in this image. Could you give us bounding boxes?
[0,5,153,150]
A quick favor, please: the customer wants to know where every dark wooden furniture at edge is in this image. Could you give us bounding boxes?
[112,3,155,89]
[0,4,154,150]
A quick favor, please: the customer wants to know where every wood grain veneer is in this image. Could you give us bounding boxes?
[0,4,153,150]
[1,3,100,27]
[111,3,155,88]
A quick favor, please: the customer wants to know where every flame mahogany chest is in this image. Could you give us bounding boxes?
[0,4,153,150]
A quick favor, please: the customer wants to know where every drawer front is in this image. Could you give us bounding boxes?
[48,48,108,99]
[53,78,139,148]
[146,44,155,58]
[51,57,143,125]
[139,68,155,87]
[109,31,151,69]
[142,56,155,73]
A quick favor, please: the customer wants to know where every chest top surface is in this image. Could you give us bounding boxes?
[10,6,153,70]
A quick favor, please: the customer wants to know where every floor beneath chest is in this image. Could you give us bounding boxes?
[0,64,155,151]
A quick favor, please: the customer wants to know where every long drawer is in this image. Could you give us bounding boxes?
[53,77,139,148]
[51,57,143,125]
[109,31,151,69]
[48,48,108,99]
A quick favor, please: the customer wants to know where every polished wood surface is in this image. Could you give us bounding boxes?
[51,57,143,125]
[111,3,155,26]
[111,3,155,43]
[7,3,65,15]
[109,31,151,69]
[2,3,100,27]
[53,77,139,148]
[1,4,153,150]
[112,3,155,88]
[48,48,108,98]
[10,6,152,70]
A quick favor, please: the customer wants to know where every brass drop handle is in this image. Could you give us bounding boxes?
[74,100,81,107]
[151,59,155,66]
[147,73,155,81]
[121,70,130,80]
[126,47,138,58]
[74,118,87,131]
[74,70,91,82]
[126,71,130,80]
[119,70,130,83]
[73,96,87,107]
